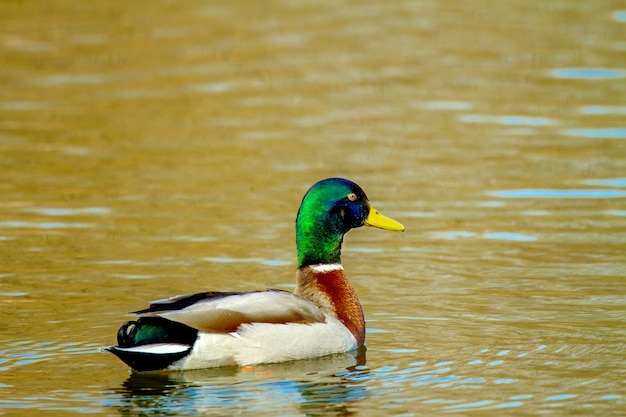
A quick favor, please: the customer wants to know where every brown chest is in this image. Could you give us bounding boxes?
[295,266,366,346]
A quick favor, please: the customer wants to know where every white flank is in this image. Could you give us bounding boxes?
[115,343,190,355]
[310,263,344,273]
[170,314,357,370]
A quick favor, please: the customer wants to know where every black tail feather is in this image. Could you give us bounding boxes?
[106,317,199,371]
[106,345,193,372]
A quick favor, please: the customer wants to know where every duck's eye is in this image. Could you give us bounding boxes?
[347,193,357,202]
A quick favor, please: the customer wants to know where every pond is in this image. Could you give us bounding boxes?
[1,1,624,415]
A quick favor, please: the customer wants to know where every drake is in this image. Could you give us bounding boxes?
[106,178,404,371]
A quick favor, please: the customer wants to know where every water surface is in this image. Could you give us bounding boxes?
[1,1,625,416]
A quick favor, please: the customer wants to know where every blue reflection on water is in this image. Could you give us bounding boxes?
[497,116,553,126]
[445,399,494,410]
[0,221,93,229]
[490,189,626,198]
[586,178,626,187]
[546,394,577,401]
[494,401,524,408]
[549,68,626,79]
[561,128,626,138]
[459,114,555,126]
[580,105,626,115]
[483,232,536,242]
[430,231,538,241]
[0,341,99,372]
[613,10,626,22]
[19,207,111,216]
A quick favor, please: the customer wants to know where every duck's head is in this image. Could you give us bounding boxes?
[296,178,404,268]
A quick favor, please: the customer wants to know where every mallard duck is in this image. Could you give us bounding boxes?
[106,178,404,371]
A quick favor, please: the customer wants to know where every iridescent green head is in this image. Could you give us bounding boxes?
[295,178,404,268]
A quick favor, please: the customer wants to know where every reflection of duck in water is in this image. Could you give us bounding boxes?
[116,351,368,416]
[106,178,404,371]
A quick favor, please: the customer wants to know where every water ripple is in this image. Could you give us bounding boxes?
[429,231,476,240]
[580,105,626,115]
[1,343,622,415]
[19,207,111,216]
[202,257,291,266]
[561,128,626,138]
[489,189,626,198]
[36,74,106,86]
[612,10,626,22]
[483,232,536,242]
[459,114,555,126]
[585,178,626,187]
[0,341,99,372]
[422,101,472,110]
[549,68,626,80]
[0,221,93,229]
[0,101,50,110]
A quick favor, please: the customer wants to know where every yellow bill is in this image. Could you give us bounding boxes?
[364,205,405,231]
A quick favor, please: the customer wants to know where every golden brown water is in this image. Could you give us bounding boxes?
[1,1,625,415]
